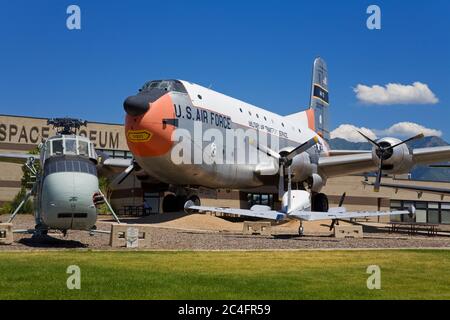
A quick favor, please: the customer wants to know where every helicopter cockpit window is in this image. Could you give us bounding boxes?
[64,139,77,155]
[52,140,63,155]
[78,140,89,157]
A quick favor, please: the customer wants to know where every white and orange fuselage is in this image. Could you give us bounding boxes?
[124,80,328,189]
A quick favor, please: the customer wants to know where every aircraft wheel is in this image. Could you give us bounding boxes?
[298,226,304,236]
[188,195,201,206]
[311,193,329,212]
[162,194,177,212]
[176,195,187,211]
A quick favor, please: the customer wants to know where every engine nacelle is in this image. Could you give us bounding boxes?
[290,153,315,182]
[372,137,414,174]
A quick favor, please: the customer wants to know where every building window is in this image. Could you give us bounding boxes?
[247,193,275,209]
[390,200,450,225]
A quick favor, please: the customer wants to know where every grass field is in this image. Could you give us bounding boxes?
[0,250,449,299]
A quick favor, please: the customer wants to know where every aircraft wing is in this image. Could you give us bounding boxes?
[319,146,450,178]
[100,158,133,168]
[289,208,411,221]
[363,181,450,198]
[185,203,411,222]
[318,153,376,177]
[0,152,37,164]
[185,204,286,221]
[97,157,134,176]
[327,150,371,156]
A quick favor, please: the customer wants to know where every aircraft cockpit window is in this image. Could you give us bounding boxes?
[139,80,187,94]
[52,140,63,155]
[78,141,89,157]
[64,139,77,155]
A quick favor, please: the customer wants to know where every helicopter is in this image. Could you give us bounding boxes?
[0,118,122,236]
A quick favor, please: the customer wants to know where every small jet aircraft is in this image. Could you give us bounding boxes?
[108,57,450,234]
[0,118,120,236]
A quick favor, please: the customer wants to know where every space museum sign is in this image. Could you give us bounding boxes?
[0,115,127,150]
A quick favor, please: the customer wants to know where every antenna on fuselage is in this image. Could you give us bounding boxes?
[47,118,88,135]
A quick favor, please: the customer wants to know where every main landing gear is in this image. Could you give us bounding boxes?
[311,192,329,212]
[296,193,329,236]
[162,193,201,213]
[298,221,304,236]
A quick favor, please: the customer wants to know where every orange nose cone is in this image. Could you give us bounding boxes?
[125,93,175,157]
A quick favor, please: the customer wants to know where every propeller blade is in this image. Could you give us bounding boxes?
[387,133,424,150]
[285,136,320,162]
[248,137,281,161]
[357,131,380,148]
[374,159,383,192]
[430,164,450,168]
[278,164,284,201]
[113,163,135,185]
[330,219,337,231]
[338,192,346,207]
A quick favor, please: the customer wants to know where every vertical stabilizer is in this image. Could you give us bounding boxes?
[309,57,329,141]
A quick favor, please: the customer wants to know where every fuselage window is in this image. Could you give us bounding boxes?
[282,123,285,127]
[248,111,252,116]
[44,158,97,177]
[256,114,259,118]
[264,116,267,121]
[239,108,243,113]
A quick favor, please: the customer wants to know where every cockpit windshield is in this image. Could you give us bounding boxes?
[139,80,187,94]
[45,136,95,160]
[52,139,63,155]
[64,139,77,155]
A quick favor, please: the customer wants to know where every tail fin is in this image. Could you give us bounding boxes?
[309,57,330,141]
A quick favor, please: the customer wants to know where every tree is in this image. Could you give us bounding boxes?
[0,146,40,215]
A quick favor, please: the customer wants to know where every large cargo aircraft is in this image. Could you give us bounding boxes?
[106,58,450,233]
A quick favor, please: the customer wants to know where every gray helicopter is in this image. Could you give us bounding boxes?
[0,118,121,236]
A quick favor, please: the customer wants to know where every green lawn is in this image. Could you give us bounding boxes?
[0,250,449,299]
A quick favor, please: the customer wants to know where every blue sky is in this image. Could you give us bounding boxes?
[0,0,449,140]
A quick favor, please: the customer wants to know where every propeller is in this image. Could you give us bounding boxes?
[430,164,450,168]
[329,192,346,231]
[358,131,424,192]
[112,160,140,186]
[253,136,319,200]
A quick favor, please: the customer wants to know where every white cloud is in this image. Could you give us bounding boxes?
[331,122,442,142]
[354,82,439,105]
[330,124,377,143]
[376,122,442,138]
